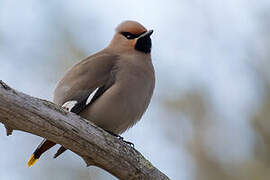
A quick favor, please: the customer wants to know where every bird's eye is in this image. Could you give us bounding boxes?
[121,32,137,40]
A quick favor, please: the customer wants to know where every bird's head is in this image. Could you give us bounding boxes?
[108,20,153,54]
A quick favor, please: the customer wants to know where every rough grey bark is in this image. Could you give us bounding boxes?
[0,80,170,180]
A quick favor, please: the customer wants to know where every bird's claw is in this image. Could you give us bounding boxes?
[106,130,134,147]
[122,140,134,147]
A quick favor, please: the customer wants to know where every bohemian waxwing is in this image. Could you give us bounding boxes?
[27,20,155,167]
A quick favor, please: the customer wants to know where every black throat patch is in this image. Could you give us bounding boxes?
[135,36,152,53]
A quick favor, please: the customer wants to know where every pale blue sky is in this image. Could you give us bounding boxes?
[0,0,269,179]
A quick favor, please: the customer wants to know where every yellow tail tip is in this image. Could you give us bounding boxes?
[27,154,38,167]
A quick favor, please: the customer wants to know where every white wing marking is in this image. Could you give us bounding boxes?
[62,100,78,111]
[86,88,98,105]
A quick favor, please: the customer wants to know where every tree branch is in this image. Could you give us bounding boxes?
[0,80,169,180]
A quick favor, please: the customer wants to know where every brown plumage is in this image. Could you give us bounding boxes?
[27,20,155,167]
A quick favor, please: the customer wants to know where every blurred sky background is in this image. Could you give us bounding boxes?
[1,0,270,180]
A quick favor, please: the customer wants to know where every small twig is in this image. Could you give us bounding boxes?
[4,124,13,136]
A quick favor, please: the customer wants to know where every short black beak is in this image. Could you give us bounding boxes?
[138,30,154,39]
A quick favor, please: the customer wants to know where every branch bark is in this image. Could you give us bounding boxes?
[0,80,169,180]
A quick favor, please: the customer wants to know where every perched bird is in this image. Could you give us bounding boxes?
[27,20,155,167]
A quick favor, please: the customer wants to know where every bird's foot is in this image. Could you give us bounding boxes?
[122,140,134,147]
[105,130,134,147]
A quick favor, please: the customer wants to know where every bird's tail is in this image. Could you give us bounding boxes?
[53,146,67,159]
[27,139,56,167]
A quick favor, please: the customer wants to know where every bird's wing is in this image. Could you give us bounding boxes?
[50,52,118,160]
[53,51,118,112]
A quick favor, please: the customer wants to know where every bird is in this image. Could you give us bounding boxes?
[27,20,155,167]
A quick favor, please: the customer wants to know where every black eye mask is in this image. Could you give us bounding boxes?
[120,31,146,40]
